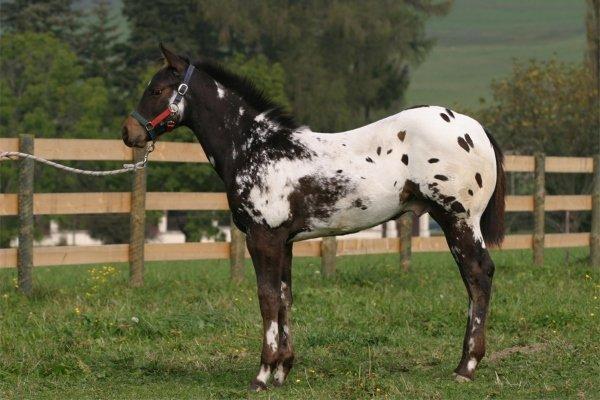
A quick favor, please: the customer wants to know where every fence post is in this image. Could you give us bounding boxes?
[17,134,34,295]
[321,236,337,277]
[591,154,600,268]
[229,215,246,283]
[129,147,147,287]
[398,213,412,272]
[533,152,545,266]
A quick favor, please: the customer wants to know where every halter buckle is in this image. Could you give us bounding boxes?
[177,83,188,95]
[168,103,179,114]
[144,122,154,132]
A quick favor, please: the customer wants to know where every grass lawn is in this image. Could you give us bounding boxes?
[1,248,599,399]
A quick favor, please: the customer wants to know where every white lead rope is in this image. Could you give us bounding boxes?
[0,143,155,176]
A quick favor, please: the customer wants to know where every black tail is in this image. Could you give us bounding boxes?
[481,128,505,247]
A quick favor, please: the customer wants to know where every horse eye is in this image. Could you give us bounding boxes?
[150,88,163,96]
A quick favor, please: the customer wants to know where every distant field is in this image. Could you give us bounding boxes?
[1,248,598,399]
[406,0,587,109]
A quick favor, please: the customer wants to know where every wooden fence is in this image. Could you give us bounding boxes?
[1,136,599,293]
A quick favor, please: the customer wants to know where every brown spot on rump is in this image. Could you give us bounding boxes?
[428,158,439,163]
[475,173,483,188]
[366,157,374,163]
[401,154,409,165]
[465,133,474,148]
[394,181,397,187]
[446,108,455,118]
[434,174,449,181]
[457,137,470,152]
[361,206,368,210]
[440,113,450,122]
[336,169,343,173]
[468,189,474,196]
[387,149,392,154]
[377,146,382,155]
[397,130,406,141]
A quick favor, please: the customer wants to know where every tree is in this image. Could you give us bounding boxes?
[121,0,451,130]
[78,0,123,79]
[0,33,112,140]
[0,32,117,246]
[585,0,599,156]
[478,59,598,233]
[586,0,599,95]
[0,0,81,48]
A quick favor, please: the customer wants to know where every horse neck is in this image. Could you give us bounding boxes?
[184,84,266,184]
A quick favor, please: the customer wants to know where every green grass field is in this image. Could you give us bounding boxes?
[1,248,599,399]
[406,0,587,108]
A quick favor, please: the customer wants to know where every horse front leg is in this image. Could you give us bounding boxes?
[246,228,288,392]
[273,243,294,386]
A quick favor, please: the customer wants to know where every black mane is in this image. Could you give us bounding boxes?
[194,60,299,130]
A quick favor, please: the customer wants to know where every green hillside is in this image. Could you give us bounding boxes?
[405,0,587,109]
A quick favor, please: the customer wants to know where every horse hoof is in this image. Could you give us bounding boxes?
[453,373,472,383]
[248,379,268,392]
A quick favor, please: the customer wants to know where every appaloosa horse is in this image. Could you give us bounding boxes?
[121,45,505,390]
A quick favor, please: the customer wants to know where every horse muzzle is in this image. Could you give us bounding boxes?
[121,116,148,148]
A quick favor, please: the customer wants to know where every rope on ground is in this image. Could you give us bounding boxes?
[0,143,154,176]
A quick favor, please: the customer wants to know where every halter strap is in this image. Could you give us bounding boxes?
[130,64,196,141]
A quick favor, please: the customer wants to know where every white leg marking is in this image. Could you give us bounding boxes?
[467,357,478,371]
[266,321,278,352]
[256,364,271,384]
[273,363,286,384]
[468,337,475,352]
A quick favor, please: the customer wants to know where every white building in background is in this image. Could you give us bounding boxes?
[11,213,433,247]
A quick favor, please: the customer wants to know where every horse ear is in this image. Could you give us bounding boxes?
[159,43,187,74]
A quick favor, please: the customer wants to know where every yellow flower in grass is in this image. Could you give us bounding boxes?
[74,306,81,316]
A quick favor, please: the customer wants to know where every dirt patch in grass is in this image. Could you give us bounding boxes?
[488,343,548,363]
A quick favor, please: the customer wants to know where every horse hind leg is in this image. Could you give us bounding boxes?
[430,208,495,381]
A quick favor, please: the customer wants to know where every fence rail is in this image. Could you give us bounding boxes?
[0,233,592,269]
[1,137,599,293]
[1,138,594,172]
[0,193,594,216]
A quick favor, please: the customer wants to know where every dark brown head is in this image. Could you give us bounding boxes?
[121,44,190,148]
